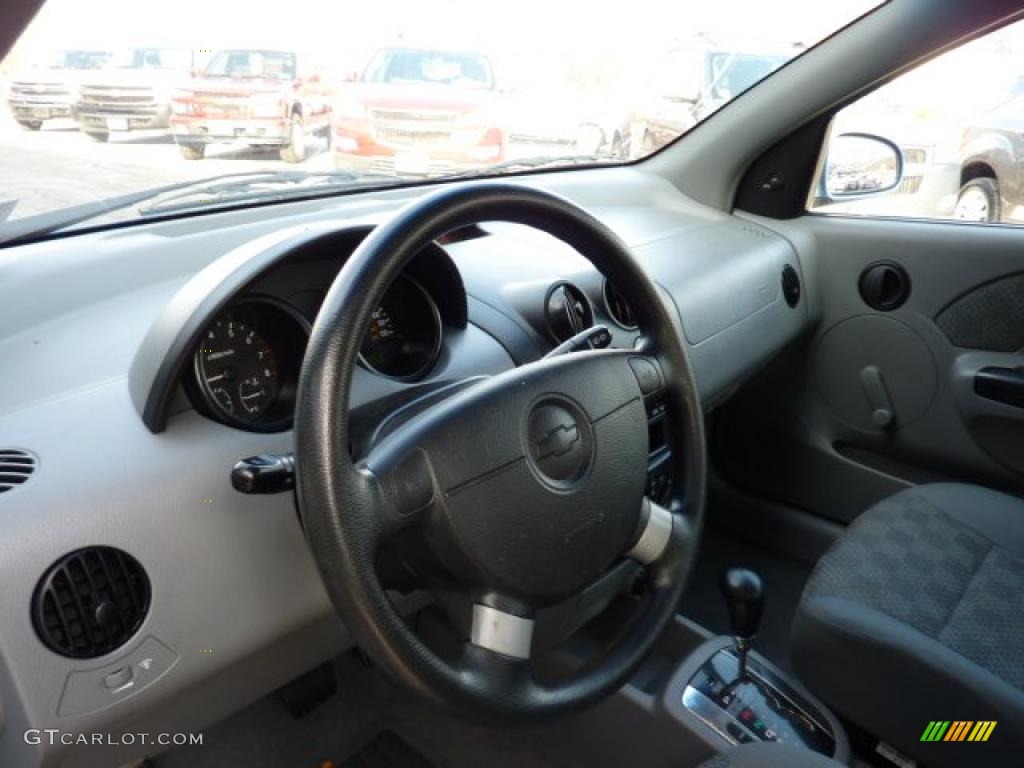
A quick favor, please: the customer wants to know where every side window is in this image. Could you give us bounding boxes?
[810,20,1024,224]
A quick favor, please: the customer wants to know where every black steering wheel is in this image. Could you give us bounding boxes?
[294,183,706,721]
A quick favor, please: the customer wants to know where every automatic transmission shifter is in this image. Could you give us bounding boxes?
[720,568,765,681]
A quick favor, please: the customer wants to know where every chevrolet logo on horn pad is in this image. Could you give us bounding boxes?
[535,423,580,461]
[526,400,593,488]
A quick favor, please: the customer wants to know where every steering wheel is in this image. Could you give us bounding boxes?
[294,183,706,721]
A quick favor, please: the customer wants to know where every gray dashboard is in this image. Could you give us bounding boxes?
[0,167,809,767]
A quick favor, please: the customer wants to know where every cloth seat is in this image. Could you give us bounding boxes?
[791,483,1024,767]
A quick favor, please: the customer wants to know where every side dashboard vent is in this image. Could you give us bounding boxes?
[603,279,637,329]
[546,282,594,342]
[782,265,802,308]
[0,449,37,493]
[33,547,151,659]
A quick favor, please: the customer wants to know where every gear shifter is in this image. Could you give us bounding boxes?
[720,567,765,681]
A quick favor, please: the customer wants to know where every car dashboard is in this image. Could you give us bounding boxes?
[0,167,810,767]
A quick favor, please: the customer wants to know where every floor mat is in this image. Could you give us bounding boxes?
[679,527,814,673]
[340,731,438,768]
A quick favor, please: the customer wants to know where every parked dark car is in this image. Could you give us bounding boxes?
[957,87,1024,222]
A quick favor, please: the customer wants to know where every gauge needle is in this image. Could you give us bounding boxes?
[206,374,225,383]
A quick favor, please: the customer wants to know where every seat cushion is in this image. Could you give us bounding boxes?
[792,483,1024,766]
[696,743,840,768]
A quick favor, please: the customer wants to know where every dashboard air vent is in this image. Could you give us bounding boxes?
[546,282,594,342]
[603,279,637,329]
[33,547,151,659]
[0,449,36,494]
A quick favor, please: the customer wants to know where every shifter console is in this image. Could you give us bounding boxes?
[663,567,845,759]
[683,649,837,754]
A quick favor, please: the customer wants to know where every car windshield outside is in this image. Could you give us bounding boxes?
[364,49,494,89]
[204,50,297,81]
[0,0,882,240]
[44,49,111,69]
[108,47,193,70]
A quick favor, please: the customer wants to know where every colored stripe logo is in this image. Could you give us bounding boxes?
[921,721,996,742]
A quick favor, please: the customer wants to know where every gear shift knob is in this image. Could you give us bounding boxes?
[720,568,764,680]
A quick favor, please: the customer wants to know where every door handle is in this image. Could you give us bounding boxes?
[975,366,1024,409]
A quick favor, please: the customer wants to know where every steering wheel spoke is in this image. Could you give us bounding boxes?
[361,449,436,545]
[468,601,536,661]
[627,498,675,566]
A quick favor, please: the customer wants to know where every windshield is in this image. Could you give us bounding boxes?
[42,49,111,69]
[0,0,882,240]
[707,52,791,101]
[204,50,297,80]
[363,49,494,89]
[107,48,193,70]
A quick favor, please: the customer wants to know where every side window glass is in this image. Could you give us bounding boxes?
[810,21,1024,224]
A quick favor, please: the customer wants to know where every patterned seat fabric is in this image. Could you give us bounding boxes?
[800,490,1024,690]
[791,483,1024,768]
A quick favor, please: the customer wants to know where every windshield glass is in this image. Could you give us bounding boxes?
[204,50,297,80]
[107,47,193,70]
[0,0,882,239]
[364,49,494,89]
[43,49,111,69]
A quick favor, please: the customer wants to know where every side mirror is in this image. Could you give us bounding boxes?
[342,70,360,83]
[188,68,200,78]
[824,133,904,199]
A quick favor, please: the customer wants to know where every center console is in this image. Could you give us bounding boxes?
[659,569,849,763]
[678,644,839,754]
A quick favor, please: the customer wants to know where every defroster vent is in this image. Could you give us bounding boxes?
[0,449,36,494]
[33,546,151,659]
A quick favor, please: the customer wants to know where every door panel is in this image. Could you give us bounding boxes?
[715,214,1024,524]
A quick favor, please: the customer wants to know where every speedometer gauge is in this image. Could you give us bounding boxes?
[197,319,279,419]
[359,276,443,380]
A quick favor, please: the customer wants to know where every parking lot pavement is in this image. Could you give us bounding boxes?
[0,111,336,222]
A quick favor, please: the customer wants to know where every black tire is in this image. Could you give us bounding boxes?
[177,143,205,160]
[16,120,42,131]
[84,131,109,143]
[954,177,1001,223]
[279,114,306,163]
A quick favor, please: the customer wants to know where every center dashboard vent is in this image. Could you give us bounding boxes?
[546,282,594,342]
[33,546,151,659]
[0,449,36,494]
[603,279,637,329]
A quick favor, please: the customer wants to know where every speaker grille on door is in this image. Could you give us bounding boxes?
[0,449,36,494]
[33,547,151,659]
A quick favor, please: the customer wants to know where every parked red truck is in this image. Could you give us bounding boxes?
[332,47,506,176]
[169,49,332,162]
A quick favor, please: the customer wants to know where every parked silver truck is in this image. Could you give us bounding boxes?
[6,49,111,130]
[75,47,197,141]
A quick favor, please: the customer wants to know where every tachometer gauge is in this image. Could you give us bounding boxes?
[191,297,310,430]
[197,319,280,420]
[358,276,443,380]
